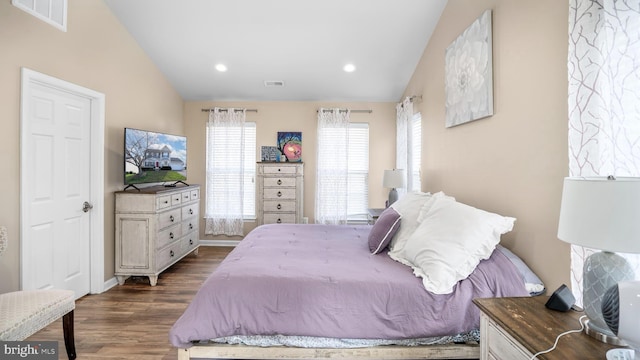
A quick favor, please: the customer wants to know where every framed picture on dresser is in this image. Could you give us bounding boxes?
[261,146,280,162]
[277,132,302,162]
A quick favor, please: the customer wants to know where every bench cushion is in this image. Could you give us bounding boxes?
[0,289,75,341]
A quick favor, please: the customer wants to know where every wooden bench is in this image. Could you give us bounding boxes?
[0,289,76,360]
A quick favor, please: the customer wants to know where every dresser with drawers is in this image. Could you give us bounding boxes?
[256,162,304,225]
[114,184,200,286]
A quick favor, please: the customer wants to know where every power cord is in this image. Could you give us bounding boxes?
[528,314,588,360]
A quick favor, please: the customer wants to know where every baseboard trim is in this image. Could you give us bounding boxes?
[95,241,236,294]
[199,239,240,247]
[101,277,118,293]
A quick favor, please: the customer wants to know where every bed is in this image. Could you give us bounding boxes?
[170,192,540,360]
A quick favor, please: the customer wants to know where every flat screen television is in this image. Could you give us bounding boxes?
[124,127,187,189]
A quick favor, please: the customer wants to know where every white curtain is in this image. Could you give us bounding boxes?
[396,97,413,196]
[568,0,640,305]
[315,108,350,225]
[204,108,246,236]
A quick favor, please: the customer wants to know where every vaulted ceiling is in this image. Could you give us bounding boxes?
[103,0,447,102]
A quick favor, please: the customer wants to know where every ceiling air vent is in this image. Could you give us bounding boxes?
[264,81,285,87]
[12,0,67,32]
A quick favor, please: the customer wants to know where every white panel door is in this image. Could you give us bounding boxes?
[22,82,91,298]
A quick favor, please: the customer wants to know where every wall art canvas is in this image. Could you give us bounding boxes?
[445,9,493,128]
[277,132,302,162]
[261,146,281,162]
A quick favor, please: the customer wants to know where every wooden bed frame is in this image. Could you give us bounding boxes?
[177,342,479,359]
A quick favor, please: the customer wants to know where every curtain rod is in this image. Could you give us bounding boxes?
[317,109,372,114]
[399,95,422,108]
[201,108,258,113]
[201,108,372,113]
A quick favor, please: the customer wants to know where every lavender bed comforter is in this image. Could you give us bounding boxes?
[170,224,528,348]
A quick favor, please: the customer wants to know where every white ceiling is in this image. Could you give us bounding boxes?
[102,0,447,102]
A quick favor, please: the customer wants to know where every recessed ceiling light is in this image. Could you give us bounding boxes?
[215,64,227,72]
[343,63,356,73]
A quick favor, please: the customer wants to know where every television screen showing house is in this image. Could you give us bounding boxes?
[124,128,187,185]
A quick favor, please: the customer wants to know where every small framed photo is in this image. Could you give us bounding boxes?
[261,146,280,162]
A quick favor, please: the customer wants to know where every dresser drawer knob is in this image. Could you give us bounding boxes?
[169,232,174,239]
[170,250,175,257]
[189,239,194,245]
[170,215,175,222]
[277,179,282,185]
[277,191,282,197]
[277,218,282,224]
[189,223,193,230]
[277,204,282,210]
[189,208,193,215]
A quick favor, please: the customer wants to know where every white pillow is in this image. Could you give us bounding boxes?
[395,195,515,294]
[387,192,432,253]
[416,191,455,223]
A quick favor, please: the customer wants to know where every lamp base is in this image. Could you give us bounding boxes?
[583,251,634,345]
[606,349,636,360]
[388,188,398,207]
[584,319,626,345]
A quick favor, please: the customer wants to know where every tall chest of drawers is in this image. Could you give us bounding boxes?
[114,185,200,286]
[256,163,304,225]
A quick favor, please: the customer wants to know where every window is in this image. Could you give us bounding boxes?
[205,121,256,219]
[396,98,422,197]
[568,0,640,302]
[347,123,369,221]
[409,113,422,192]
[243,124,256,218]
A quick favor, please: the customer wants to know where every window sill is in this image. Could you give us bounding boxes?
[347,219,369,225]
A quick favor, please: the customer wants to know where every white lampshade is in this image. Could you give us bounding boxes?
[383,169,406,189]
[558,176,640,254]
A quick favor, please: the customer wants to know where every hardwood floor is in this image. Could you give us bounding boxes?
[27,246,234,360]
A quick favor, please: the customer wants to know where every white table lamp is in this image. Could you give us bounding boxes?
[557,176,640,344]
[383,169,406,206]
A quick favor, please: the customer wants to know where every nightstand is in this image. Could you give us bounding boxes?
[367,208,385,224]
[473,296,619,359]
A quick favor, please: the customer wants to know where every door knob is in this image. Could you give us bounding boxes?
[82,201,93,213]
